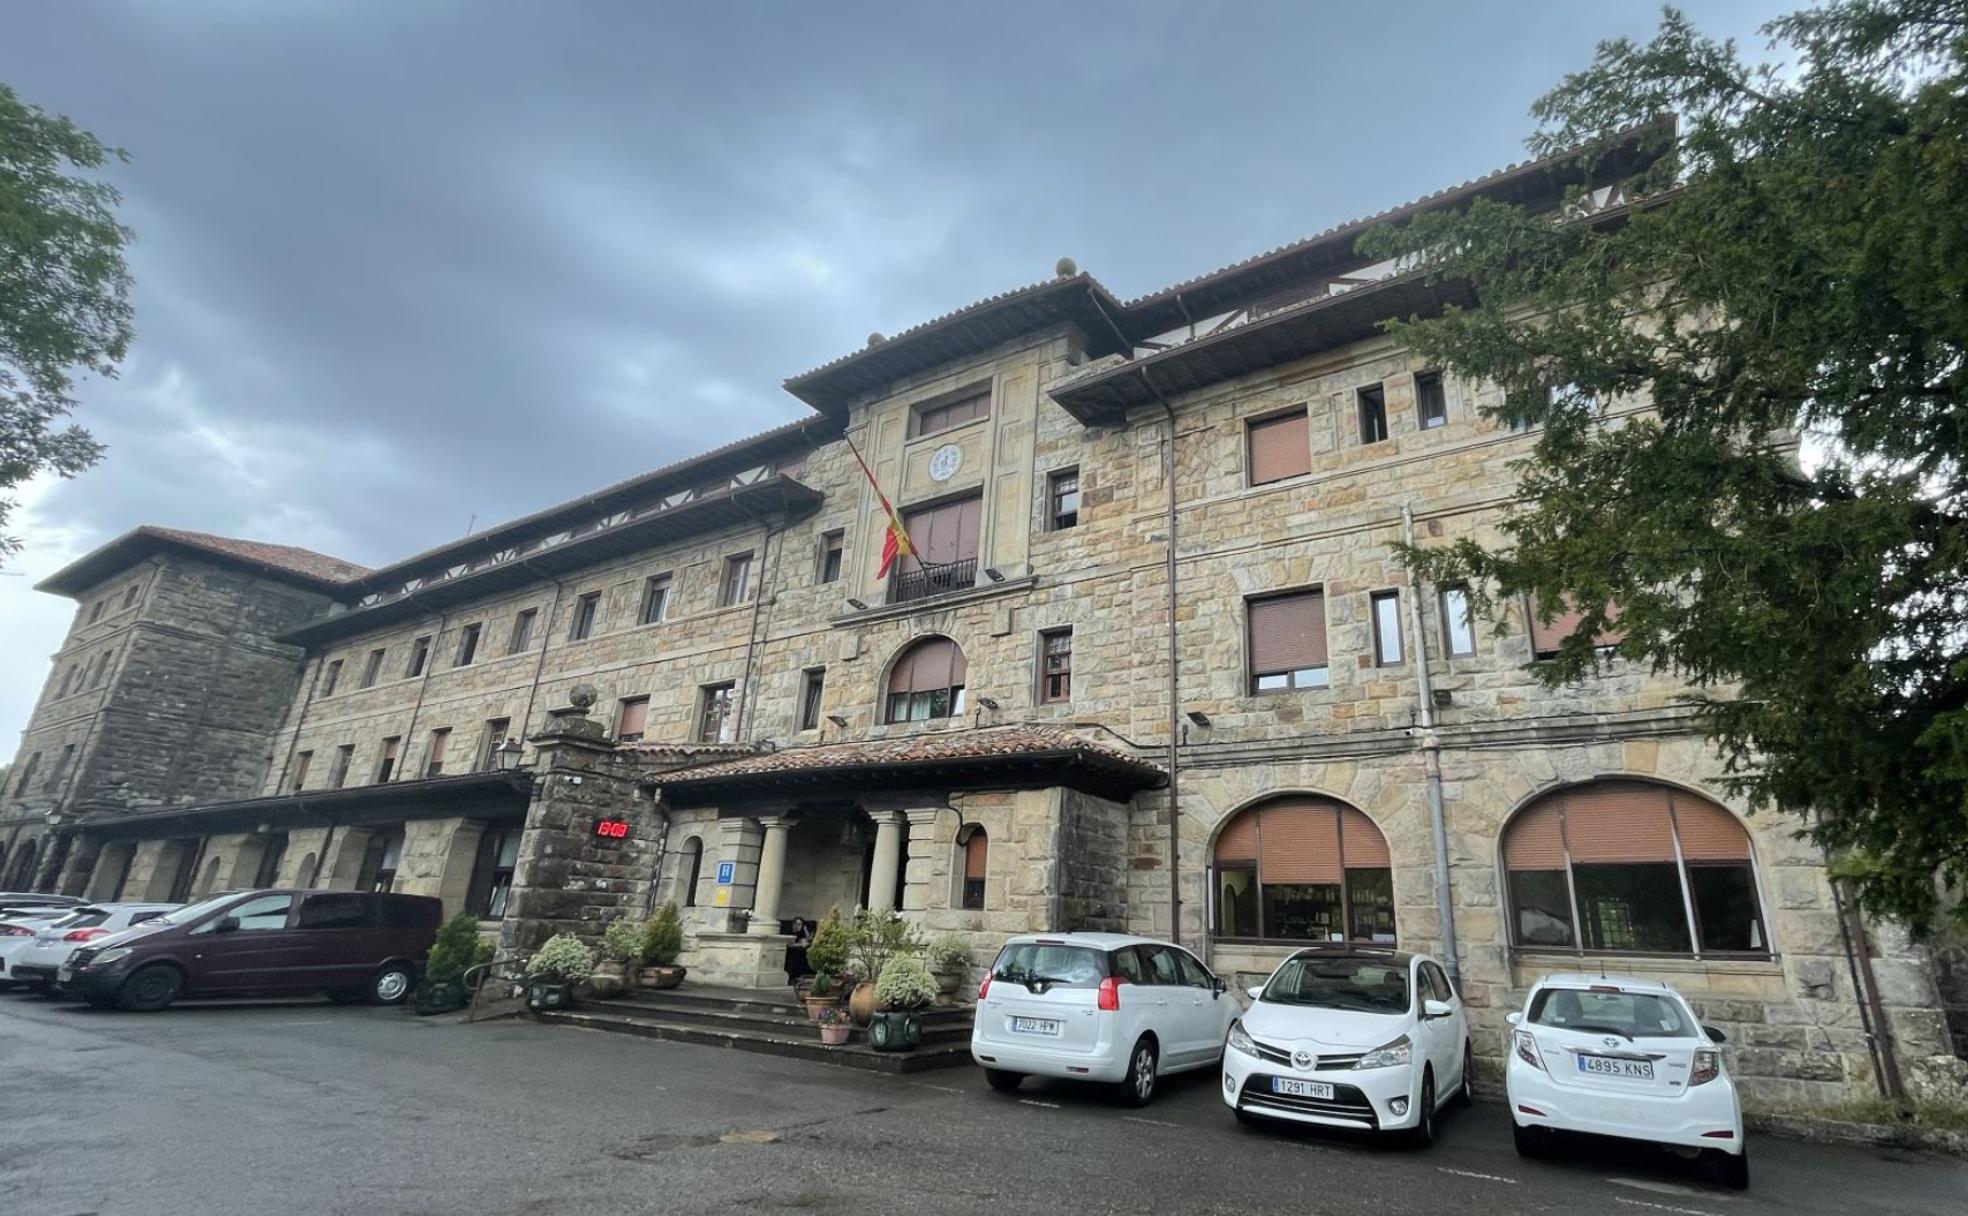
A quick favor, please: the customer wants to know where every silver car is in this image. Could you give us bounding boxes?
[1,912,73,986]
[7,903,181,991]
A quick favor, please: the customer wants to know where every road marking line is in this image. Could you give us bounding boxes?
[1284,1141,1333,1153]
[913,1082,963,1093]
[1610,1178,1735,1202]
[1122,1115,1179,1128]
[1613,1196,1722,1216]
[1017,1099,1060,1109]
[1437,1167,1517,1184]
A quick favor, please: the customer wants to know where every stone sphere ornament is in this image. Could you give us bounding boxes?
[1055,256,1078,278]
[568,683,599,711]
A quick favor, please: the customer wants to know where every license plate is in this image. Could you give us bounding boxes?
[57,968,73,983]
[1271,1077,1335,1099]
[1577,1053,1654,1079]
[1010,1017,1061,1036]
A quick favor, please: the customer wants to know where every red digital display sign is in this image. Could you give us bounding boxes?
[593,818,631,840]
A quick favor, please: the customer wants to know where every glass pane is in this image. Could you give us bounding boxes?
[1373,594,1403,664]
[1443,587,1476,655]
[1345,867,1397,942]
[1260,882,1344,942]
[1509,870,1576,947]
[1530,987,1697,1038]
[1261,954,1410,1013]
[990,942,1108,989]
[230,895,295,932]
[1573,863,1694,952]
[1689,864,1766,952]
[1217,867,1259,937]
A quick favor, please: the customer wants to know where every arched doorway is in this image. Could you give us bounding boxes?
[675,836,703,907]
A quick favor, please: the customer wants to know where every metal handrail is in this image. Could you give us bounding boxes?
[888,557,977,604]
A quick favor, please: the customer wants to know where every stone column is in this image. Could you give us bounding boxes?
[749,816,794,935]
[53,833,101,898]
[867,810,906,912]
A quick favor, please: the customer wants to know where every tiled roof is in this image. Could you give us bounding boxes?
[36,525,368,596]
[652,724,1166,802]
[145,527,370,583]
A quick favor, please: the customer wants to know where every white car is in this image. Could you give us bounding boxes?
[6,903,181,991]
[1507,974,1747,1187]
[1,912,74,986]
[971,932,1239,1105]
[1223,946,1472,1145]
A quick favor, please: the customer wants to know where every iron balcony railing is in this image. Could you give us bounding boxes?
[888,557,977,605]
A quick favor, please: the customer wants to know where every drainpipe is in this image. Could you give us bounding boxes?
[1816,808,1905,1100]
[515,564,569,742]
[735,518,781,742]
[1402,504,1461,986]
[274,658,325,795]
[395,609,450,780]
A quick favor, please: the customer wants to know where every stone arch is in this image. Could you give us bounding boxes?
[1207,793,1394,944]
[5,837,39,889]
[293,851,319,889]
[674,835,704,907]
[194,855,224,899]
[880,634,968,724]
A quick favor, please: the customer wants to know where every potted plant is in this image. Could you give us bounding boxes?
[802,970,842,1021]
[414,913,494,1016]
[845,908,922,1027]
[869,953,937,1051]
[802,906,851,1000]
[638,900,687,989]
[591,917,641,998]
[524,933,594,1012]
[815,1004,854,1046]
[926,933,970,1006]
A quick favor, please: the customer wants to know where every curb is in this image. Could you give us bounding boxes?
[1747,1111,1968,1156]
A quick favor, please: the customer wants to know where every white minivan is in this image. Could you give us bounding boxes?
[971,932,1239,1105]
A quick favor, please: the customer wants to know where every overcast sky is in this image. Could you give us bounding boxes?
[0,1,1791,752]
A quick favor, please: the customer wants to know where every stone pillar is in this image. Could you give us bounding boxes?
[867,810,906,912]
[317,826,376,891]
[749,816,794,935]
[54,833,101,898]
[85,840,136,901]
[903,808,948,913]
[712,816,764,927]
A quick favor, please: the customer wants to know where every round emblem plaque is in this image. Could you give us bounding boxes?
[927,443,962,482]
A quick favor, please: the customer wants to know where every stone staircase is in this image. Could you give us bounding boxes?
[533,984,977,1074]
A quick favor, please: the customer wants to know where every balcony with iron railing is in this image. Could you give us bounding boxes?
[888,557,977,605]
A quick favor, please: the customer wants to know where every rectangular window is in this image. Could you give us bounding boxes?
[569,591,601,641]
[290,750,312,792]
[359,648,386,689]
[454,623,481,667]
[1048,468,1080,530]
[1527,594,1625,659]
[426,728,452,778]
[719,553,754,607]
[697,682,736,743]
[467,827,523,919]
[374,737,401,783]
[122,583,141,610]
[406,636,432,678]
[328,744,355,790]
[88,599,105,625]
[56,666,76,698]
[48,744,75,790]
[1370,591,1404,666]
[88,650,113,689]
[1039,628,1072,703]
[14,751,41,796]
[1440,585,1476,657]
[478,718,511,770]
[817,533,844,584]
[913,389,990,438]
[321,660,343,697]
[1247,589,1329,693]
[639,575,672,624]
[1416,371,1448,430]
[891,493,983,602]
[798,668,825,731]
[508,608,537,654]
[1358,384,1389,444]
[1247,409,1311,485]
[615,696,649,743]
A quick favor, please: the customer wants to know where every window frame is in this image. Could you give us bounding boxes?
[798,668,826,732]
[466,825,523,919]
[374,737,401,784]
[321,659,343,697]
[911,386,991,439]
[1245,407,1312,486]
[959,825,988,910]
[637,574,672,625]
[569,591,602,641]
[1038,628,1072,704]
[1245,588,1330,694]
[478,718,511,771]
[1357,383,1390,445]
[1047,467,1080,531]
[1415,371,1448,430]
[406,635,432,678]
[508,609,538,654]
[425,728,452,778]
[290,750,312,792]
[719,552,755,607]
[328,744,355,790]
[615,696,650,743]
[697,682,737,743]
[454,623,482,667]
[1439,585,1477,658]
[359,648,386,689]
[1369,590,1404,667]
[817,533,844,584]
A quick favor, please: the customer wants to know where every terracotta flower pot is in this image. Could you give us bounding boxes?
[640,964,687,990]
[933,971,961,1007]
[846,981,883,1027]
[819,1023,851,1046]
[802,994,842,1022]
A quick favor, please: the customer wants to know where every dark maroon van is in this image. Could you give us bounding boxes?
[57,888,443,1012]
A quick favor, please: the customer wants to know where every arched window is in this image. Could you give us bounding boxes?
[959,826,988,910]
[293,852,319,890]
[676,836,703,907]
[1502,780,1766,956]
[6,839,39,890]
[195,856,223,899]
[1211,797,1393,943]
[254,834,289,890]
[885,636,967,723]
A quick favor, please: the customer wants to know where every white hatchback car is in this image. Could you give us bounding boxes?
[0,913,73,986]
[1224,947,1472,1145]
[7,903,181,991]
[971,932,1239,1105]
[1507,975,1747,1188]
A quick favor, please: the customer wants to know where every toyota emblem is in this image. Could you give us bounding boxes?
[1603,1036,1622,1049]
[1292,1049,1317,1071]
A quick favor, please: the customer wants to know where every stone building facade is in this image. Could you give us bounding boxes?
[5,132,1964,1110]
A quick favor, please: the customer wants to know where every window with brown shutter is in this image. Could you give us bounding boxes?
[615,696,649,742]
[1526,594,1625,658]
[913,389,990,438]
[885,636,968,723]
[1247,409,1311,486]
[1211,797,1395,943]
[1247,589,1329,693]
[961,827,988,909]
[892,494,982,601]
[1501,781,1767,956]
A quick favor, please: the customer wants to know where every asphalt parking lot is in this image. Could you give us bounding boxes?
[2,988,1964,1216]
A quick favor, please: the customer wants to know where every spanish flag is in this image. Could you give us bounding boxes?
[844,434,914,578]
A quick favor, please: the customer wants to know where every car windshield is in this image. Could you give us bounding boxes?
[1261,956,1411,1014]
[1529,987,1696,1039]
[146,893,242,928]
[991,943,1109,991]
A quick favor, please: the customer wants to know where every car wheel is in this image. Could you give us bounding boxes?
[1453,1043,1474,1108]
[1407,1074,1437,1148]
[1118,1037,1158,1107]
[368,963,415,1005]
[1712,1148,1749,1190]
[1512,1121,1548,1158]
[116,964,183,1012]
[983,1068,1023,1093]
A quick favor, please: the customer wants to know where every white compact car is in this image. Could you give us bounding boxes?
[0,913,74,986]
[7,903,180,990]
[1223,946,1472,1145]
[1506,974,1747,1188]
[971,932,1239,1105]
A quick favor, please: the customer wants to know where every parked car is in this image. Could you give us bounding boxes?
[6,903,180,991]
[0,892,86,917]
[1506,974,1747,1188]
[1,912,75,987]
[971,932,1239,1105]
[56,888,443,1012]
[1223,946,1472,1145]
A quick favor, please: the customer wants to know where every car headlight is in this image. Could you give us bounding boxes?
[90,947,134,967]
[1354,1034,1412,1070]
[1226,1019,1258,1058]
